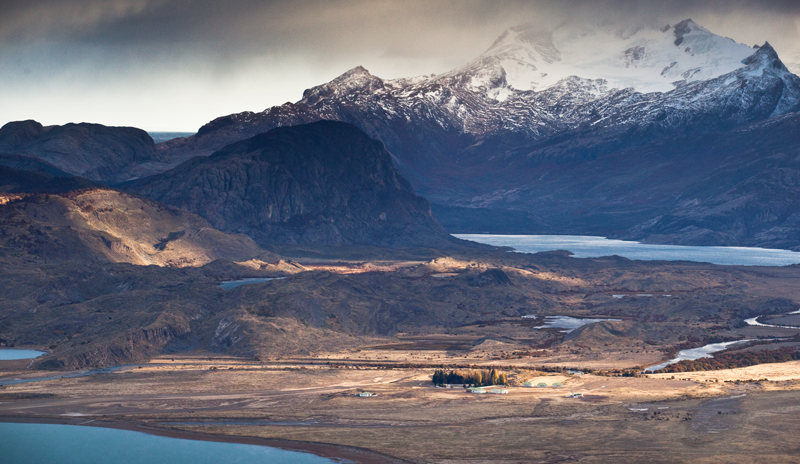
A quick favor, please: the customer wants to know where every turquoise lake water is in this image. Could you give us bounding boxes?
[0,349,46,360]
[455,234,800,266]
[0,423,338,464]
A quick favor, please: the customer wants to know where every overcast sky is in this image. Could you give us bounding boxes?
[2,0,799,131]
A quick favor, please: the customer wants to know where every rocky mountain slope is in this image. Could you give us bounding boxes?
[618,112,800,248]
[434,111,800,249]
[153,19,800,249]
[126,121,461,248]
[0,166,269,267]
[0,120,165,183]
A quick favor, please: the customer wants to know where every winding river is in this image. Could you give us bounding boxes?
[644,340,752,372]
[744,315,800,330]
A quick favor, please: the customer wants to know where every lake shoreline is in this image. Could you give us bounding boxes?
[455,234,800,266]
[0,416,410,464]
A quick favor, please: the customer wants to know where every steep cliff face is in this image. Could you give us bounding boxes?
[0,120,164,183]
[127,121,457,248]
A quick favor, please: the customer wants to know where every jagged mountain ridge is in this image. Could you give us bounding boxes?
[160,20,800,199]
[149,19,800,249]
[3,20,792,248]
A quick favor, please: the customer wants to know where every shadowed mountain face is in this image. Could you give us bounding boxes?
[0,165,100,195]
[0,120,164,183]
[0,154,74,178]
[474,111,800,250]
[126,121,459,248]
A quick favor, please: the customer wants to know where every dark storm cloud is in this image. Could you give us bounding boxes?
[3,1,799,58]
[1,1,798,130]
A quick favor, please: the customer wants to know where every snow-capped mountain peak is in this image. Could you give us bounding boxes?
[173,17,800,228]
[447,19,759,94]
[301,65,385,105]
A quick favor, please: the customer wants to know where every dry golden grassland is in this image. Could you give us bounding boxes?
[4,353,800,462]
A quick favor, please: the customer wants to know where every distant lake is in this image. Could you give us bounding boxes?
[0,423,337,464]
[148,132,195,144]
[219,277,283,290]
[455,234,800,266]
[0,349,46,360]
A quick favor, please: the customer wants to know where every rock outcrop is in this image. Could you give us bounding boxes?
[127,121,460,248]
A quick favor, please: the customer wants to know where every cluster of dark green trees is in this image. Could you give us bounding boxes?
[657,346,800,373]
[431,368,508,386]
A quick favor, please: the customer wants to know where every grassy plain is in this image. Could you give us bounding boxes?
[4,352,800,463]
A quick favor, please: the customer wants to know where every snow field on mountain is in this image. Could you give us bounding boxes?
[472,20,757,94]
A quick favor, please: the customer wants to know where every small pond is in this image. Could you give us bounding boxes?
[0,349,46,360]
[533,316,621,333]
[218,277,283,290]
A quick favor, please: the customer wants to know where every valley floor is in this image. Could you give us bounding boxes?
[5,245,800,461]
[4,353,800,463]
